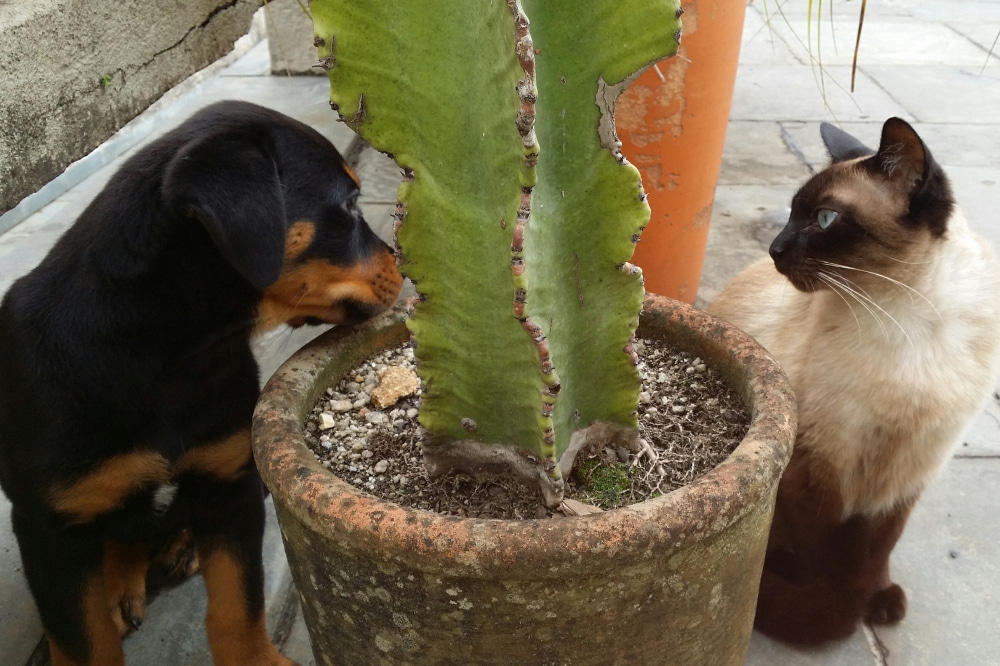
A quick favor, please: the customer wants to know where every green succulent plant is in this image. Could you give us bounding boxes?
[311,0,681,505]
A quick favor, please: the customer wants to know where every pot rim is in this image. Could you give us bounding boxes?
[252,294,795,576]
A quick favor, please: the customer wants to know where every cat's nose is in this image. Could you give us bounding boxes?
[769,236,791,261]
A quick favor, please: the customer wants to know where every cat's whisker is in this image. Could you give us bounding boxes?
[828,270,881,310]
[818,270,888,340]
[817,260,943,323]
[815,272,863,343]
[820,270,913,347]
[879,253,932,266]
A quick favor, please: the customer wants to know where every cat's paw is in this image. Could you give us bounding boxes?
[865,583,907,624]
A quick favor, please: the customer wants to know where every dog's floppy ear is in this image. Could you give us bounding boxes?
[164,130,286,290]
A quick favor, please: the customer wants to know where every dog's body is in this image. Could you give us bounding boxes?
[0,101,402,665]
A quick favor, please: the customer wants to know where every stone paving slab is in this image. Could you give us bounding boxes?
[730,64,912,123]
[717,120,813,187]
[872,458,1000,666]
[740,8,807,66]
[860,64,1000,124]
[745,628,877,666]
[753,17,992,68]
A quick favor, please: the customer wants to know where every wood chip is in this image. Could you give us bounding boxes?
[559,498,604,517]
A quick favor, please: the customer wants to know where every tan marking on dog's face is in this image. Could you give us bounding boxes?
[48,453,172,525]
[48,573,125,666]
[176,430,252,481]
[199,548,292,666]
[256,249,403,331]
[284,220,316,261]
[343,163,361,187]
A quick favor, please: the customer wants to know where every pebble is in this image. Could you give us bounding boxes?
[685,366,695,375]
[671,405,686,414]
[352,442,365,452]
[366,412,388,425]
[374,460,389,474]
[615,447,630,463]
[398,475,408,487]
[318,413,336,430]
[362,450,374,459]
[694,364,707,373]
[657,372,668,383]
[406,408,418,419]
[639,391,651,404]
[329,399,353,413]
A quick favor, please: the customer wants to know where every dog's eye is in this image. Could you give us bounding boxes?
[346,194,360,212]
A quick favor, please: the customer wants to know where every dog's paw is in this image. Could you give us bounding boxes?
[103,542,149,636]
[154,529,200,584]
[110,593,146,637]
[865,583,907,624]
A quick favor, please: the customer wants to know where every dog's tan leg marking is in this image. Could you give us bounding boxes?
[103,541,149,636]
[199,548,296,666]
[176,430,253,481]
[48,453,172,524]
[154,528,201,581]
[49,573,124,666]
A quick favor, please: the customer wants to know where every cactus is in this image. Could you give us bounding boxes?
[312,0,681,505]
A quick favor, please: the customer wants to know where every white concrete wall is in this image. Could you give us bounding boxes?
[0,0,261,216]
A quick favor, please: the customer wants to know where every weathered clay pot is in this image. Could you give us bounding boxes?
[252,294,795,666]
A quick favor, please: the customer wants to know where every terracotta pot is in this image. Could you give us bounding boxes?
[252,295,795,666]
[618,0,748,303]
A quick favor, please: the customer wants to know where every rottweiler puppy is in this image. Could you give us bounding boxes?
[0,100,402,665]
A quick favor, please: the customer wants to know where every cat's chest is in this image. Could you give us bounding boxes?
[788,318,985,516]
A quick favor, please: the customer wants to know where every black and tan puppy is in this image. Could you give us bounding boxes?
[0,100,402,665]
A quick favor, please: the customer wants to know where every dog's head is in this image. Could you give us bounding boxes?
[162,101,402,331]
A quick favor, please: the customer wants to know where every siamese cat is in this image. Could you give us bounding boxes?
[709,118,1000,644]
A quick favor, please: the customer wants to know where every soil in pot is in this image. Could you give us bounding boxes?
[302,337,749,519]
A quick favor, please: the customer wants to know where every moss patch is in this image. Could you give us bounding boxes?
[575,459,631,510]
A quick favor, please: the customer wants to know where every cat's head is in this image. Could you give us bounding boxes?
[769,118,954,292]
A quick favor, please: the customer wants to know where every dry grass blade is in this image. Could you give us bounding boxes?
[982,27,1000,75]
[851,0,868,92]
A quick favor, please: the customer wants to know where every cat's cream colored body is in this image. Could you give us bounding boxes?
[710,210,1000,517]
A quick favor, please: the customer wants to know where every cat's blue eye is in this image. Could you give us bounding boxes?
[817,209,838,230]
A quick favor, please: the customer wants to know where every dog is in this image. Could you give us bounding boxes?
[0,100,403,665]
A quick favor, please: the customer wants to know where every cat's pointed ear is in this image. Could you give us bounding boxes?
[820,122,873,162]
[871,117,929,194]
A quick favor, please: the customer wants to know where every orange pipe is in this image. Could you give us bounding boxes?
[618,0,747,303]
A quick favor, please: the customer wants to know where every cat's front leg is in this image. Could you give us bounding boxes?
[833,499,915,625]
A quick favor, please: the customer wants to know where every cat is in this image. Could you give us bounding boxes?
[708,117,1000,644]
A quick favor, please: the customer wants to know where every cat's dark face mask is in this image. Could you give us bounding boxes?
[768,118,954,293]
